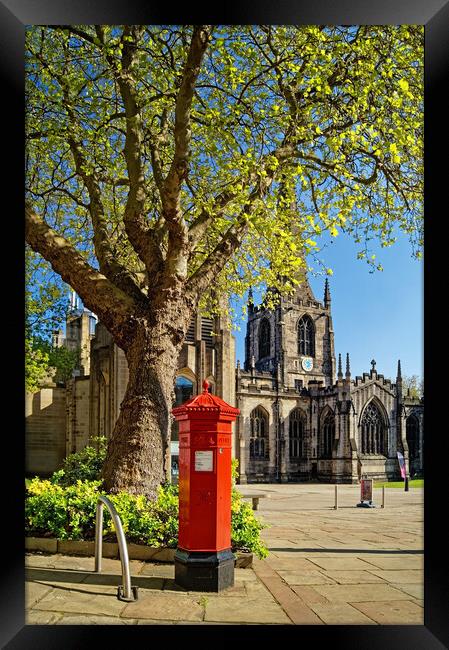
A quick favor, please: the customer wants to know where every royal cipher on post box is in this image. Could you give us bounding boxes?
[171,380,240,592]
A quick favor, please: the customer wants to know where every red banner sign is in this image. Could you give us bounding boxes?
[360,478,373,502]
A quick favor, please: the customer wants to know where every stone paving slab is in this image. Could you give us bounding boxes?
[244,579,279,598]
[135,619,185,625]
[204,596,291,624]
[139,563,175,578]
[32,587,128,617]
[312,583,417,603]
[121,592,204,621]
[309,602,378,625]
[25,554,61,568]
[365,569,424,584]
[136,619,241,625]
[351,599,424,624]
[162,579,248,598]
[26,610,63,625]
[277,570,337,586]
[322,570,385,584]
[25,582,56,608]
[55,615,138,625]
[268,550,327,558]
[265,557,319,571]
[390,583,424,600]
[26,553,143,574]
[361,555,424,570]
[307,557,376,571]
[83,573,166,591]
[290,585,330,604]
[252,559,323,624]
[234,569,258,581]
[26,567,90,585]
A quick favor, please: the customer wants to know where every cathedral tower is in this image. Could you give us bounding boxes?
[244,272,336,389]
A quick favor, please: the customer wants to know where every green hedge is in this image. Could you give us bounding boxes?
[25,479,180,548]
[50,436,107,486]
[25,443,269,559]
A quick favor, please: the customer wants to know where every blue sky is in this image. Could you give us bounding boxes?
[233,230,423,382]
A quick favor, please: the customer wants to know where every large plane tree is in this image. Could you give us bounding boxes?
[25,25,423,497]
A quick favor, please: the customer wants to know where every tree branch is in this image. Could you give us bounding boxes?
[152,26,212,284]
[25,204,137,349]
[95,25,165,281]
[186,213,250,300]
[188,187,236,251]
[162,25,211,211]
[186,171,278,299]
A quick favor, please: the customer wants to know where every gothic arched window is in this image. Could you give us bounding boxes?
[298,315,315,357]
[360,401,387,456]
[250,407,269,459]
[319,411,335,459]
[406,415,419,460]
[289,408,305,459]
[259,319,271,359]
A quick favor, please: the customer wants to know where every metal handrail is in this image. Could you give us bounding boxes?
[95,495,138,602]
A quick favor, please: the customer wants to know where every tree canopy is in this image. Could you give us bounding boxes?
[402,375,424,399]
[26,25,423,322]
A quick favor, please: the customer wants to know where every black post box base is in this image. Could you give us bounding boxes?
[174,548,235,592]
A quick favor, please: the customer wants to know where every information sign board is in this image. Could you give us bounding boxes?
[194,450,214,472]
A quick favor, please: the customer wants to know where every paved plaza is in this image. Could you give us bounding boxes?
[25,483,424,625]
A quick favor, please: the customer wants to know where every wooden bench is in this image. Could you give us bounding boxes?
[240,493,269,511]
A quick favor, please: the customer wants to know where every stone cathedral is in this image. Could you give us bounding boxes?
[236,277,423,483]
[25,276,424,484]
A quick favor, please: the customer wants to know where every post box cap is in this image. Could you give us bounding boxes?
[172,379,240,419]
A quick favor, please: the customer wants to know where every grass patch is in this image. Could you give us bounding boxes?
[374,479,424,488]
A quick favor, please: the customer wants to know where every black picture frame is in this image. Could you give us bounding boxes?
[2,1,447,647]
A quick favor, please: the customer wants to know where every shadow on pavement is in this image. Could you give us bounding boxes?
[25,567,167,590]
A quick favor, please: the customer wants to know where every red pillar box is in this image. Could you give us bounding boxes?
[172,379,240,592]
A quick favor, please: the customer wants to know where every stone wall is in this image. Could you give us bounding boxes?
[66,377,90,455]
[25,386,67,476]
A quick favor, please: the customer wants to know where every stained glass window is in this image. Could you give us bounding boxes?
[360,401,387,455]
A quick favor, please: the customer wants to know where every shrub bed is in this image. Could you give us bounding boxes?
[25,441,269,559]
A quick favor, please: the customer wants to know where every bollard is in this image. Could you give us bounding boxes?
[381,485,385,508]
[334,484,338,509]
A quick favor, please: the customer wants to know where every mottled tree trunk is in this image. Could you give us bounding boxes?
[102,297,192,499]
